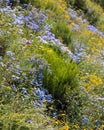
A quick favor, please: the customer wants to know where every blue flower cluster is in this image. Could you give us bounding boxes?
[24,10,46,32]
[37,24,86,63]
[0,6,25,35]
[68,5,86,24]
[68,5,79,22]
[37,25,61,45]
[0,4,46,35]
[35,88,52,106]
[3,0,20,6]
[82,115,89,124]
[88,25,104,37]
[70,44,86,63]
[0,48,52,107]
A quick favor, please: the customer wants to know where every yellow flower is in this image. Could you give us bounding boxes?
[2,18,5,22]
[71,22,75,26]
[74,124,80,129]
[98,42,102,46]
[55,120,60,125]
[60,124,69,130]
[6,86,12,91]
[63,125,69,130]
[47,49,53,53]
[23,45,28,49]
[102,124,104,128]
[61,113,66,116]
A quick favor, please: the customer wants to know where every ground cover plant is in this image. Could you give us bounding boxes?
[0,0,104,130]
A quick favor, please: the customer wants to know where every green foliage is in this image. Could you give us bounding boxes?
[43,50,78,99]
[37,45,81,118]
[0,36,8,56]
[91,0,104,8]
[65,0,86,11]
[65,0,75,5]
[20,0,31,4]
[44,1,57,11]
[0,103,58,130]
[1,0,104,129]
[66,0,103,26]
[8,39,80,119]
[52,21,72,46]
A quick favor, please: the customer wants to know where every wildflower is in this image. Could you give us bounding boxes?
[6,51,14,57]
[6,86,12,91]
[60,124,69,130]
[74,124,80,129]
[23,45,28,49]
[1,18,5,22]
[42,99,47,103]
[61,113,66,116]
[55,120,59,125]
[26,39,32,44]
[63,124,69,130]
[71,22,75,26]
[102,124,104,128]
[47,50,53,53]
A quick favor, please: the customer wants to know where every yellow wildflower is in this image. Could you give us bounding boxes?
[55,120,60,125]
[74,124,80,129]
[6,86,12,91]
[23,45,28,49]
[63,124,69,130]
[71,22,75,26]
[47,49,53,53]
[60,124,69,130]
[61,113,66,116]
[2,18,5,22]
[102,124,104,128]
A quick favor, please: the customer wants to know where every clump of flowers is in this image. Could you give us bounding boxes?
[81,74,103,91]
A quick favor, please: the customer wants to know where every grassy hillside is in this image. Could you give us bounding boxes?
[0,0,104,130]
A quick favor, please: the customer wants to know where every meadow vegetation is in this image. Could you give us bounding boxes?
[0,0,104,130]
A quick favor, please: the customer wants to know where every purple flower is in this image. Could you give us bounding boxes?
[6,51,14,57]
[44,25,51,31]
[88,25,98,33]
[26,39,32,44]
[0,0,3,3]
[33,23,39,31]
[42,36,48,40]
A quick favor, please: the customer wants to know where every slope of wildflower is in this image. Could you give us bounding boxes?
[0,0,104,130]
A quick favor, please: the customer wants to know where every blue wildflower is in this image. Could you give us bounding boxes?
[6,51,14,57]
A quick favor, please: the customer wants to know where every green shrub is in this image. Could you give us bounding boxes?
[52,21,72,46]
[38,45,79,108]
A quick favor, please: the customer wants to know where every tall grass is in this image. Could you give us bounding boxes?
[52,21,72,46]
